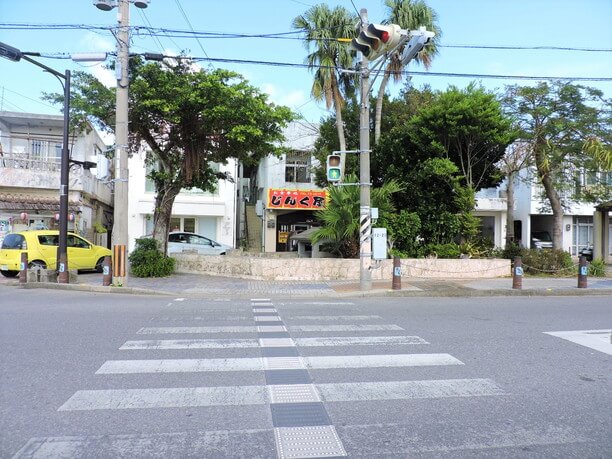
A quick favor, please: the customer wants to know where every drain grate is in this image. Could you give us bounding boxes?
[268,384,321,404]
[275,426,347,458]
[270,402,331,427]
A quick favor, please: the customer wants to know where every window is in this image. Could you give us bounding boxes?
[285,151,311,183]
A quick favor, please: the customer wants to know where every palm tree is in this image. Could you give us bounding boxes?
[312,175,402,257]
[374,0,441,144]
[292,4,357,174]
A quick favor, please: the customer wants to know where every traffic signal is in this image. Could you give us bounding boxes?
[326,154,342,182]
[0,41,23,62]
[351,23,402,61]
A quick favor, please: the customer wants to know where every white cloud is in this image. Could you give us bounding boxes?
[262,83,307,108]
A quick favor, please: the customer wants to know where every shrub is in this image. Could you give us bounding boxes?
[521,249,574,275]
[129,237,175,277]
[588,258,607,277]
[425,242,461,259]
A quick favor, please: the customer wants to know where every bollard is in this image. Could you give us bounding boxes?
[577,256,588,288]
[19,252,28,284]
[113,244,126,279]
[392,256,402,290]
[57,252,69,284]
[102,256,112,286]
[512,256,523,290]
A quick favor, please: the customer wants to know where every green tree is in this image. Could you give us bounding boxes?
[292,4,357,174]
[503,82,611,249]
[408,84,513,190]
[47,59,293,253]
[312,175,402,257]
[375,0,441,144]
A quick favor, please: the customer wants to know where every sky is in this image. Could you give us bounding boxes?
[0,0,611,126]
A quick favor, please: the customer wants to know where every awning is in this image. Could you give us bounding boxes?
[0,193,81,212]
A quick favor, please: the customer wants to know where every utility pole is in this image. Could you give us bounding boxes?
[113,0,130,285]
[358,8,372,291]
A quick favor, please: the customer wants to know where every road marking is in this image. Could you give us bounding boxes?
[258,325,287,333]
[544,329,612,355]
[119,339,260,350]
[12,429,275,459]
[254,316,282,322]
[289,324,404,332]
[59,386,267,411]
[288,315,382,321]
[303,353,462,369]
[294,336,428,346]
[96,353,462,374]
[137,326,256,334]
[318,378,504,401]
[259,338,296,347]
[275,426,347,458]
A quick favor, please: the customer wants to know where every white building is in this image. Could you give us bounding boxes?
[126,148,237,252]
[0,111,112,246]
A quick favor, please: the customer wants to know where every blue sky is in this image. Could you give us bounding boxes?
[1,0,611,124]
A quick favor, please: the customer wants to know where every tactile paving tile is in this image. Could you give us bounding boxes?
[253,308,277,313]
[270,402,331,427]
[260,338,295,347]
[254,316,282,322]
[257,325,287,333]
[261,347,300,358]
[275,426,347,458]
[264,356,305,370]
[265,370,312,385]
[268,384,321,404]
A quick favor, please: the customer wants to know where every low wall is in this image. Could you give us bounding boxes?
[173,254,510,281]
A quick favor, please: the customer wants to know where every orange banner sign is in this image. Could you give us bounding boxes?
[267,189,328,210]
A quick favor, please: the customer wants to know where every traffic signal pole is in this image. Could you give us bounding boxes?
[358,8,372,291]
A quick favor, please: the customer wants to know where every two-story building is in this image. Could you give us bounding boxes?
[0,111,113,247]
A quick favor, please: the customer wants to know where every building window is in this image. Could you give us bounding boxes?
[285,151,310,183]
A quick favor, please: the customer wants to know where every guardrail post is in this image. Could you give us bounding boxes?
[512,256,523,290]
[102,255,112,286]
[19,252,28,284]
[392,256,402,290]
[577,256,588,288]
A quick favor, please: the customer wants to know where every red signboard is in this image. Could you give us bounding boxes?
[267,189,328,210]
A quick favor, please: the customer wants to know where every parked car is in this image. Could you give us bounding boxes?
[0,230,112,277]
[531,231,553,250]
[579,245,594,261]
[167,231,230,255]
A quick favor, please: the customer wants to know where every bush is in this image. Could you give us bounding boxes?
[129,237,175,277]
[425,242,461,259]
[520,249,574,275]
[588,258,607,277]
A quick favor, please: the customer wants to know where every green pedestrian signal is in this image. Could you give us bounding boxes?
[326,154,342,182]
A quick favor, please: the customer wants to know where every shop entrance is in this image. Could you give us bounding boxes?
[276,211,317,252]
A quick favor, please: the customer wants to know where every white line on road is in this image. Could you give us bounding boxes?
[95,353,462,374]
[544,329,612,355]
[294,336,428,346]
[119,339,260,350]
[289,324,404,332]
[137,326,256,334]
[288,315,382,321]
[318,378,504,401]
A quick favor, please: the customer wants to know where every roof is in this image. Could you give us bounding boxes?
[289,227,320,242]
[595,200,612,211]
[0,193,81,211]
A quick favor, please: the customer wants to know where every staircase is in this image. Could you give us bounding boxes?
[244,204,262,252]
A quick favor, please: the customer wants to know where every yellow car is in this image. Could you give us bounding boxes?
[0,230,112,277]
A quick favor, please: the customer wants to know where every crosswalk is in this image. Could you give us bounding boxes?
[12,298,592,458]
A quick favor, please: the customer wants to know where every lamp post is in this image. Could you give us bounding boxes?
[94,0,150,286]
[0,41,71,283]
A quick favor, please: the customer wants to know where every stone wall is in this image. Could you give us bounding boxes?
[173,253,510,280]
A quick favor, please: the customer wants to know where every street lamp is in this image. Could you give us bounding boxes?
[94,0,150,286]
[0,41,72,283]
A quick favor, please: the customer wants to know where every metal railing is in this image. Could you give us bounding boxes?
[0,152,61,172]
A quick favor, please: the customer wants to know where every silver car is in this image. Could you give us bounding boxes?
[167,232,230,255]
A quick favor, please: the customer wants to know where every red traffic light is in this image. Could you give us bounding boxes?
[380,31,390,43]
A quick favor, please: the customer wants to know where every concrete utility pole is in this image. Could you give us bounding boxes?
[358,8,372,291]
[113,0,130,285]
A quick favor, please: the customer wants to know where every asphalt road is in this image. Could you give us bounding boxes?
[1,289,610,458]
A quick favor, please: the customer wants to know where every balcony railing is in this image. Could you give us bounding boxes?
[0,152,61,172]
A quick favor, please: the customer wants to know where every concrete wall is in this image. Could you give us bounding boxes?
[173,254,510,281]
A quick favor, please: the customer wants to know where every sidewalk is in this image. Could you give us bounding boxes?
[2,271,612,299]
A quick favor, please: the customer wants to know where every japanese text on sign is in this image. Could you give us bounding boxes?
[267,189,328,210]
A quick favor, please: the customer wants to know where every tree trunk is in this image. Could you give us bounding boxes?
[374,72,390,145]
[152,183,182,254]
[505,172,515,247]
[333,93,347,176]
[534,144,564,250]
